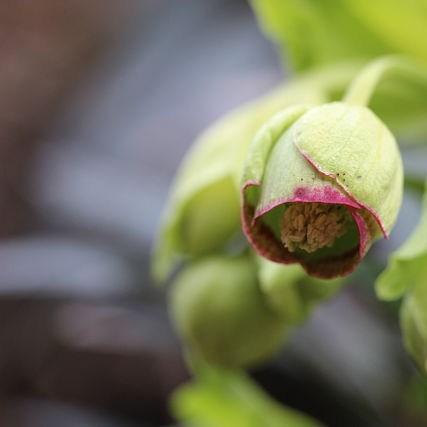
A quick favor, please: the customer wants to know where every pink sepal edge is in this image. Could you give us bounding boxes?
[296,146,389,239]
[247,183,370,259]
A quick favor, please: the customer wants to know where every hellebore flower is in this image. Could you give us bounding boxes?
[242,102,403,278]
[170,255,287,368]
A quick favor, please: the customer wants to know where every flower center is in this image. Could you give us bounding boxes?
[280,203,349,253]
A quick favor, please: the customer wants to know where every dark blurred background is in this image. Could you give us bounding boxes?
[0,1,425,426]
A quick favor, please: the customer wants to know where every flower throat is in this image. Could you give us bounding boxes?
[280,203,349,253]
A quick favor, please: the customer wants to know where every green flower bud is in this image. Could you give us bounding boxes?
[401,281,427,373]
[170,255,287,368]
[257,258,343,324]
[242,102,403,278]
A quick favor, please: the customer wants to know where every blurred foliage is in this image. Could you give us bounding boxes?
[404,374,427,418]
[376,180,427,301]
[250,0,390,71]
[250,0,427,72]
[405,175,427,196]
[257,259,343,324]
[401,279,427,372]
[171,363,323,427]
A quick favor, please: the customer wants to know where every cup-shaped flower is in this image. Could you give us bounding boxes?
[170,255,287,368]
[242,102,403,278]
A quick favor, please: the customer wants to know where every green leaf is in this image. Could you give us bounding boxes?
[171,364,324,427]
[376,180,427,301]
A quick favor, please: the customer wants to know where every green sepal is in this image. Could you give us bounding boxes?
[254,109,338,214]
[241,105,310,190]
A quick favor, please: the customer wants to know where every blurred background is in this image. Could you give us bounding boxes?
[0,0,426,426]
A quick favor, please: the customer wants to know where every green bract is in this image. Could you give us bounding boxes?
[170,255,287,369]
[376,180,427,301]
[242,102,403,278]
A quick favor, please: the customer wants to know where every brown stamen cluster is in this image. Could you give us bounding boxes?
[281,203,349,253]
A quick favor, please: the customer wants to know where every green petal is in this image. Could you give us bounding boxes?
[376,181,427,301]
[294,102,403,236]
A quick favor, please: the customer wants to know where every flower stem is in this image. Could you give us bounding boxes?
[343,55,427,107]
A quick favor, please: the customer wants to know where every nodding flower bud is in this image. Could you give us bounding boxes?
[170,255,287,368]
[242,102,403,278]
